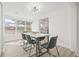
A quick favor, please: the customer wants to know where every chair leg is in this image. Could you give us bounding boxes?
[56,46,60,57]
[38,42,42,56]
[29,44,32,57]
[33,44,36,47]
[23,43,28,50]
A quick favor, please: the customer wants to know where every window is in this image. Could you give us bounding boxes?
[5,18,16,31]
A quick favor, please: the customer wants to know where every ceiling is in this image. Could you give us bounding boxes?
[2,2,72,20]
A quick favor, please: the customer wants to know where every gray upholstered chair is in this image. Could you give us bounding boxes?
[41,36,60,57]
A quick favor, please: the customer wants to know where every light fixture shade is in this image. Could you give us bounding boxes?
[32,6,39,12]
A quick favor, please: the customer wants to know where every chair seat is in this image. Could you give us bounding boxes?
[41,42,49,49]
[31,40,36,44]
[31,37,36,41]
[38,37,45,41]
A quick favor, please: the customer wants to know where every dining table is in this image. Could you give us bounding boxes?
[24,32,49,57]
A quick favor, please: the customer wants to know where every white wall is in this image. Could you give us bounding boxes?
[49,3,76,52]
[69,3,77,52]
[31,18,39,32]
[49,8,71,49]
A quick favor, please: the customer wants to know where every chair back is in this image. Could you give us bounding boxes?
[22,33,26,40]
[25,35,32,44]
[38,37,45,41]
[47,36,58,49]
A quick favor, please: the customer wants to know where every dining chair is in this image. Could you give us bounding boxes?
[22,33,28,49]
[22,34,35,49]
[40,35,60,57]
[25,35,36,56]
[22,33,26,40]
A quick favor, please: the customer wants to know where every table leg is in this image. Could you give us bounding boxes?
[36,38,39,57]
[47,36,49,43]
[36,36,49,57]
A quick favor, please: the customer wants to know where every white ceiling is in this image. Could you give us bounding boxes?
[2,2,72,20]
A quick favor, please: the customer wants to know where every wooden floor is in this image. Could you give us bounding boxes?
[2,40,76,57]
